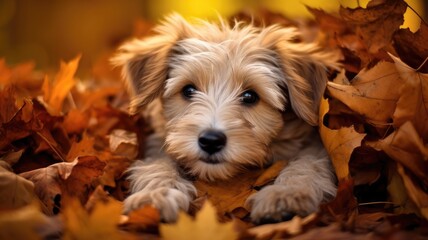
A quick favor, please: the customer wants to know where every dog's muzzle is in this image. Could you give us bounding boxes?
[198,129,227,159]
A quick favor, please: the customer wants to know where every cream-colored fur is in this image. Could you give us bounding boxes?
[112,14,340,223]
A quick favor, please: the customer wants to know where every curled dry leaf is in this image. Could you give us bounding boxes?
[160,201,238,240]
[20,156,106,215]
[0,161,37,209]
[319,98,366,180]
[108,129,138,159]
[247,214,317,240]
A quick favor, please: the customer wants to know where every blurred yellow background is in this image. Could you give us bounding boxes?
[0,0,425,76]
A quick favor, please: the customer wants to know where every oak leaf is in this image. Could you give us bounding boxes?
[160,201,238,240]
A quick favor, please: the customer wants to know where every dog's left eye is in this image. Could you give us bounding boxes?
[182,84,197,99]
[241,90,259,105]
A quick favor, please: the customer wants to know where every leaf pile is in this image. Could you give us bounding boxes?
[1,0,428,239]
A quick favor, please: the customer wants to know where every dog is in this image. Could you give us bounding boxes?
[112,14,339,224]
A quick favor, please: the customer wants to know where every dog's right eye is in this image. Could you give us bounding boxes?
[182,84,197,99]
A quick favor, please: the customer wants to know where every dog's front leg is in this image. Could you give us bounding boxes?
[124,157,197,222]
[248,141,337,224]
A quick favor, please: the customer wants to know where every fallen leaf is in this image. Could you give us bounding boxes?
[0,161,37,209]
[20,156,106,215]
[247,214,317,240]
[99,156,133,188]
[43,55,81,115]
[326,62,402,128]
[63,108,90,134]
[66,133,97,161]
[108,129,138,159]
[160,201,238,240]
[193,160,287,220]
[0,202,50,240]
[119,205,160,232]
[62,197,125,240]
[319,98,366,180]
[389,54,428,141]
[339,0,407,53]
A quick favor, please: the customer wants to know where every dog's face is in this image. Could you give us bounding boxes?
[113,14,340,181]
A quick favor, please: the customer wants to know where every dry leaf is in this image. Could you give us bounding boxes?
[62,197,125,240]
[0,161,37,209]
[339,0,407,53]
[119,205,160,232]
[108,129,138,159]
[160,201,238,240]
[0,202,50,240]
[326,62,402,127]
[63,108,90,134]
[319,98,366,180]
[389,54,428,141]
[247,214,316,240]
[43,55,81,115]
[99,156,133,188]
[66,133,97,161]
[193,160,287,220]
[20,156,106,215]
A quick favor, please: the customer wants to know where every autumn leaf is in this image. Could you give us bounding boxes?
[119,205,160,232]
[339,0,407,54]
[160,201,238,240]
[0,160,38,209]
[108,129,138,159]
[63,108,90,134]
[389,54,428,141]
[62,197,126,240]
[42,55,81,115]
[326,62,402,128]
[0,202,51,240]
[193,160,287,220]
[66,133,98,161]
[319,98,366,180]
[20,156,106,215]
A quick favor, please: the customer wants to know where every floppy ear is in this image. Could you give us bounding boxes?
[261,27,341,126]
[111,14,194,114]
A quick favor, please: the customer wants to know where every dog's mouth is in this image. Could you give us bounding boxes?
[200,157,222,165]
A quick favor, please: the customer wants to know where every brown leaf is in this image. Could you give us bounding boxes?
[43,55,81,115]
[20,156,106,215]
[394,22,428,72]
[63,109,90,134]
[108,129,138,159]
[319,98,366,180]
[193,161,287,221]
[99,156,133,188]
[119,205,160,232]
[66,133,97,161]
[326,62,402,128]
[390,54,428,141]
[339,0,407,53]
[0,161,37,209]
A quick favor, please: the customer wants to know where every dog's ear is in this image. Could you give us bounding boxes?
[112,14,194,114]
[262,27,341,126]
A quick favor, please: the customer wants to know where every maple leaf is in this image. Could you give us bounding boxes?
[20,156,106,215]
[389,54,428,142]
[62,197,126,240]
[319,98,366,180]
[63,108,90,134]
[42,55,81,115]
[0,202,51,240]
[119,205,160,232]
[160,201,238,240]
[339,0,407,54]
[108,129,138,159]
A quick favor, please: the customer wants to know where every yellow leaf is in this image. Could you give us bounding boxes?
[160,201,238,240]
[0,202,49,240]
[319,98,366,180]
[63,197,125,240]
[43,55,81,115]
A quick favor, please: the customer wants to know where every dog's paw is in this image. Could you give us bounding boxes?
[247,185,320,225]
[123,187,191,222]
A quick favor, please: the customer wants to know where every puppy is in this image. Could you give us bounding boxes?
[113,14,339,224]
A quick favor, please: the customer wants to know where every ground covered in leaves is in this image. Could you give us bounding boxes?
[1,0,428,239]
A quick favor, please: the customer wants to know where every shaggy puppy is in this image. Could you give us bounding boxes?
[113,14,339,224]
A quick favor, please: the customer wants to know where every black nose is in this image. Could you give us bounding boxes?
[198,130,227,155]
